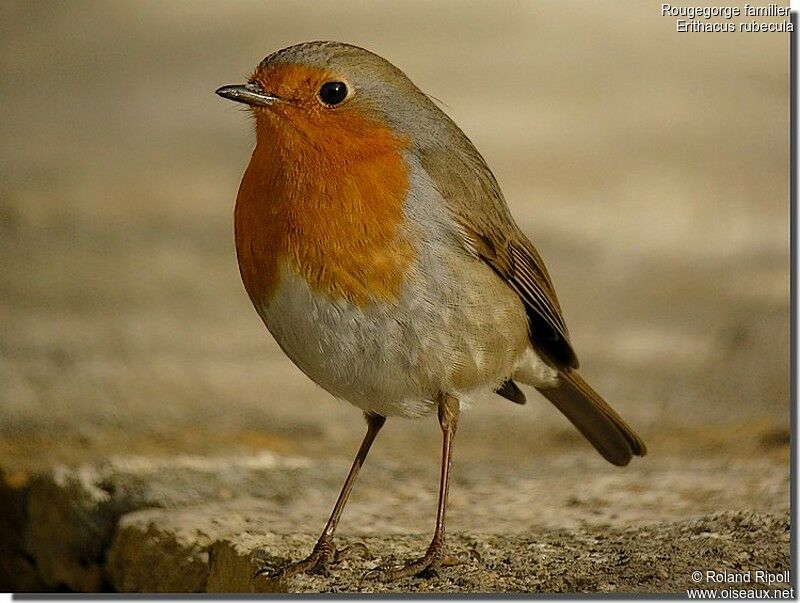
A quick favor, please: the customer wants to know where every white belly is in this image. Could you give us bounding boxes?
[254,254,547,418]
[255,263,432,417]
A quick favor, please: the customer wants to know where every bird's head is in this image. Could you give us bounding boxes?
[216,41,447,158]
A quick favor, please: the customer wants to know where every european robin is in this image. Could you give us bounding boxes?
[216,41,646,582]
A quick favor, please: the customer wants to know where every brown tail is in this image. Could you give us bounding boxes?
[536,370,647,466]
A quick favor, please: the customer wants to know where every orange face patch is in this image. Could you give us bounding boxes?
[235,64,414,307]
[251,64,337,109]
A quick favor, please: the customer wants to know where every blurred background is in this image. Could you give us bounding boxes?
[0,1,789,530]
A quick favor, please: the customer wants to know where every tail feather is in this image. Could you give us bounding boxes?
[536,370,647,466]
[495,379,526,404]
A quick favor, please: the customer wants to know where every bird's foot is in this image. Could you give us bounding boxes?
[255,537,369,582]
[363,540,457,582]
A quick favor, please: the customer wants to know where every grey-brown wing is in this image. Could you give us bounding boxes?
[418,144,579,370]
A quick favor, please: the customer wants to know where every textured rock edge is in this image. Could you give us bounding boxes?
[1,458,791,594]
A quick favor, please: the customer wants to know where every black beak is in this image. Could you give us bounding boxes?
[215,82,279,107]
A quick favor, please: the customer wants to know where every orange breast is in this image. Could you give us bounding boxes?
[234,91,414,308]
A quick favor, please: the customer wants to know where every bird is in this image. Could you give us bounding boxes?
[216,41,646,582]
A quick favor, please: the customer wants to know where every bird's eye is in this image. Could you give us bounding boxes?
[318,81,349,106]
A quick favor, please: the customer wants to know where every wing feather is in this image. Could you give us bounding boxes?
[418,141,579,370]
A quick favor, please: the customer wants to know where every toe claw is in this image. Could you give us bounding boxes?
[366,547,452,582]
[252,560,284,581]
[254,537,364,583]
[361,567,387,582]
[335,542,370,562]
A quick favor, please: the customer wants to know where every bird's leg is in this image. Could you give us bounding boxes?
[367,393,460,581]
[257,412,385,581]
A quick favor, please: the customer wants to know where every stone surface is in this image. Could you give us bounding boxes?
[105,507,790,594]
[11,452,309,591]
[2,448,790,593]
[107,509,212,593]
